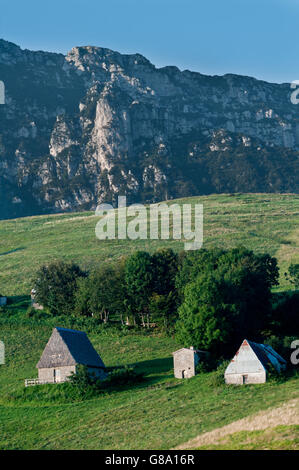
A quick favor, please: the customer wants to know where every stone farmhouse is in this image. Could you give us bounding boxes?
[224,339,287,385]
[172,346,208,378]
[26,327,107,386]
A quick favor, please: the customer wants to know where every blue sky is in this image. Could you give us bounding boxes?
[1,0,298,83]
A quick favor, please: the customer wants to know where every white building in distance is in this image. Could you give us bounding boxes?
[225,339,287,385]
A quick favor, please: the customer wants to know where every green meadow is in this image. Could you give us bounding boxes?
[0,304,298,450]
[195,426,299,450]
[0,193,298,450]
[0,193,298,296]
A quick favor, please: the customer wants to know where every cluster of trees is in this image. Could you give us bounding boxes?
[32,248,299,358]
[175,248,279,356]
[33,248,179,328]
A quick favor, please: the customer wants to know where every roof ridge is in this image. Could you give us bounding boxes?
[55,328,78,365]
[55,326,86,334]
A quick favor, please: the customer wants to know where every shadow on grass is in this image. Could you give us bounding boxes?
[132,356,173,376]
[5,357,181,406]
[5,295,31,312]
[0,247,25,256]
[125,356,175,387]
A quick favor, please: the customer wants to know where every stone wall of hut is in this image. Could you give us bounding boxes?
[38,365,76,383]
[173,350,197,379]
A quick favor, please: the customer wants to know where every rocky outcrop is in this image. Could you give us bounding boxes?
[0,39,298,219]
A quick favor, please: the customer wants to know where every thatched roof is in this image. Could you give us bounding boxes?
[36,327,106,369]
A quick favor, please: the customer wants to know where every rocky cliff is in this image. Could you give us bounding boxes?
[0,39,298,219]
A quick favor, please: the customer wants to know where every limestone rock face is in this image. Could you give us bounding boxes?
[0,39,298,219]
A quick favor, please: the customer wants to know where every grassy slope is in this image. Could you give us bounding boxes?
[0,193,298,449]
[0,193,298,296]
[0,304,298,450]
[195,426,299,450]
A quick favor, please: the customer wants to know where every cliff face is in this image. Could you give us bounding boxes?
[0,39,298,219]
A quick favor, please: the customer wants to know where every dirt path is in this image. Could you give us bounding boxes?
[175,398,299,449]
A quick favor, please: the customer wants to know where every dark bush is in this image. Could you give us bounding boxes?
[105,366,144,386]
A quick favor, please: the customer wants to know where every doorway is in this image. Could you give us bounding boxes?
[53,369,61,383]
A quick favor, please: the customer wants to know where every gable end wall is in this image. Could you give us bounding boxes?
[173,350,196,378]
[38,365,76,383]
[225,370,266,384]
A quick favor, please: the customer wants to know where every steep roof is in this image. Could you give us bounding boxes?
[226,339,287,375]
[247,340,287,372]
[37,327,106,369]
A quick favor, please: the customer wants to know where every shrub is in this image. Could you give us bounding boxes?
[105,366,144,386]
[68,364,99,388]
[195,355,217,373]
[26,306,50,320]
[68,364,144,395]
[207,361,230,387]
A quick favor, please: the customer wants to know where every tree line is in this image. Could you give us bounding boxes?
[32,247,299,358]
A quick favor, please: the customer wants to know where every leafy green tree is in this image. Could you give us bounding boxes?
[73,277,93,317]
[176,247,279,356]
[124,251,154,325]
[74,262,126,322]
[33,261,86,315]
[149,248,179,329]
[176,247,278,298]
[175,248,224,298]
[176,272,234,356]
[149,291,178,329]
[285,263,299,289]
[152,248,178,295]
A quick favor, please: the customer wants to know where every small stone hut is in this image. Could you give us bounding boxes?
[172,346,207,379]
[224,339,287,385]
[36,327,107,383]
[0,296,7,307]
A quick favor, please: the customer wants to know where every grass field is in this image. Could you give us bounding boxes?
[0,192,298,450]
[0,302,298,450]
[195,426,299,450]
[0,193,299,295]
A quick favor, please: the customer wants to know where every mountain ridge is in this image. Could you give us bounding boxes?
[0,39,298,219]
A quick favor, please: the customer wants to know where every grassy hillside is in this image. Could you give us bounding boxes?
[1,192,299,450]
[195,426,299,450]
[0,304,298,450]
[0,193,299,295]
